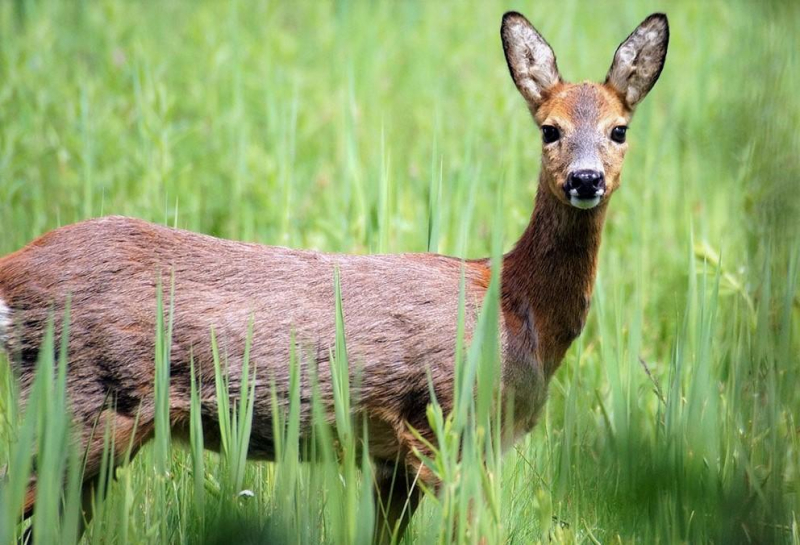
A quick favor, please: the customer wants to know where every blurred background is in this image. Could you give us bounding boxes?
[0,0,798,543]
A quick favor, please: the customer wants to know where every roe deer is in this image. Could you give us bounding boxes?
[0,11,668,543]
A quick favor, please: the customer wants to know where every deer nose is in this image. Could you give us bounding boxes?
[564,170,605,199]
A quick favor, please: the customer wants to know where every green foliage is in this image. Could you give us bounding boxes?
[0,0,798,543]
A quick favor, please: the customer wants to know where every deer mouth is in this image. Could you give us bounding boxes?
[568,188,605,210]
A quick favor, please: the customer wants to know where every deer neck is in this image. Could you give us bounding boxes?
[501,174,608,377]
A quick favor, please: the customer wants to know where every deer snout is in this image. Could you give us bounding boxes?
[564,170,605,209]
[565,170,605,198]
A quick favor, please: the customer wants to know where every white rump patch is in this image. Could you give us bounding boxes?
[0,297,10,346]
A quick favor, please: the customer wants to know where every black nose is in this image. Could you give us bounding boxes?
[564,170,605,199]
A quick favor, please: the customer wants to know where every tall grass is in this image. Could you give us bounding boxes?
[0,0,798,543]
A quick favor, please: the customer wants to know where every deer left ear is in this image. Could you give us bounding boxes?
[605,13,669,109]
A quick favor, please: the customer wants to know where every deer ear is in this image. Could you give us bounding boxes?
[501,12,561,110]
[605,13,669,109]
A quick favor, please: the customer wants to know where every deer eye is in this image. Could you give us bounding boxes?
[611,126,628,143]
[541,125,560,144]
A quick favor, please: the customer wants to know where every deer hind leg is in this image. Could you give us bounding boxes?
[17,410,152,542]
[16,474,34,521]
[18,409,154,540]
[20,474,100,545]
[76,410,154,532]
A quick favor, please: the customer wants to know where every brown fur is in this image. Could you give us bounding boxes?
[1,11,668,543]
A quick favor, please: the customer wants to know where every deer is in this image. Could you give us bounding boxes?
[0,11,668,544]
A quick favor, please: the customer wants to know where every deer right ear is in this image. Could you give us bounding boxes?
[501,12,561,110]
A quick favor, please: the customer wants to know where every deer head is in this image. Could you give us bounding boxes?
[501,12,669,210]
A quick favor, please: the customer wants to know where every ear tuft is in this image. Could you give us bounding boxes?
[605,13,669,108]
[501,12,561,110]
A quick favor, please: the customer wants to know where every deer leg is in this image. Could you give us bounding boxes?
[76,410,154,536]
[18,473,101,545]
[73,473,106,539]
[16,475,36,544]
[15,406,153,543]
[372,460,422,545]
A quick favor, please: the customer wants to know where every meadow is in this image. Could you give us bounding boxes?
[0,0,798,543]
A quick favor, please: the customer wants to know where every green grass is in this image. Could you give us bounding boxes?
[1,0,799,543]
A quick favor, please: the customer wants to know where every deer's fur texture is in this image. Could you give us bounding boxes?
[0,10,668,542]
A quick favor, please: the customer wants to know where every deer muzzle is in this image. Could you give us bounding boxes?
[564,169,605,209]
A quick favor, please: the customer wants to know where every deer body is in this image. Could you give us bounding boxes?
[0,214,552,458]
[1,11,668,543]
[0,217,493,458]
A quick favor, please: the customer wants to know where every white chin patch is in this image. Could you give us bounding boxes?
[0,298,10,346]
[570,196,602,209]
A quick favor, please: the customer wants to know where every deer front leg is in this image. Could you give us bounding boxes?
[372,460,422,545]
